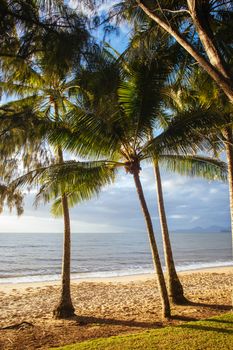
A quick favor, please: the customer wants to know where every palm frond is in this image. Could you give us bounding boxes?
[10,159,117,216]
[10,160,113,189]
[142,107,230,158]
[48,104,124,159]
[159,154,228,181]
[118,55,173,143]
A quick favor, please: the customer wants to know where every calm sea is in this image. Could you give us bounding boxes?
[0,231,232,284]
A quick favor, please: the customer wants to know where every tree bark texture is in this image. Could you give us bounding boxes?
[154,162,188,304]
[137,1,233,103]
[53,148,75,318]
[133,169,171,318]
[187,0,230,78]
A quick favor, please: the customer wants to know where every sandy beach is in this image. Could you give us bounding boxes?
[0,266,232,350]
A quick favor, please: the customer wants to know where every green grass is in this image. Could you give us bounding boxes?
[51,313,233,350]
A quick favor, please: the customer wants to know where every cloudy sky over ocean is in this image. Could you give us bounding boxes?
[0,1,230,234]
[1,164,230,233]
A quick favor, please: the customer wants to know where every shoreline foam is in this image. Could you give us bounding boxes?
[0,260,232,285]
[0,265,232,293]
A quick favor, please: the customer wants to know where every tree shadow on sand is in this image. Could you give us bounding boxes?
[170,300,232,322]
[69,315,163,329]
[187,300,232,310]
[63,300,232,329]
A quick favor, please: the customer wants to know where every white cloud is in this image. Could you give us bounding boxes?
[169,214,186,219]
[162,177,187,189]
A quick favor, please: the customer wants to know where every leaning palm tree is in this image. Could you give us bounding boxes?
[97,44,226,305]
[47,53,227,318]
[105,39,191,305]
[0,85,116,318]
[118,61,229,306]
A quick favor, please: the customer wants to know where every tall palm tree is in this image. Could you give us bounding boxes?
[0,50,110,317]
[47,53,227,318]
[119,62,228,305]
[106,37,192,305]
[102,44,226,305]
[153,159,187,304]
[1,91,115,319]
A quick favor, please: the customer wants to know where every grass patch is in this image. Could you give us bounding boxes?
[52,313,233,350]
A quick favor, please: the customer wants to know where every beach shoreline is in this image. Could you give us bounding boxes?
[1,266,232,349]
[0,265,232,293]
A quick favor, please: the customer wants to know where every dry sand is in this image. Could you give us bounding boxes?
[0,266,232,350]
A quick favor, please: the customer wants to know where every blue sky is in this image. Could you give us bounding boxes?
[0,1,231,233]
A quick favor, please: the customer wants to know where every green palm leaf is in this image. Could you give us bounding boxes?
[159,154,228,181]
[142,107,229,158]
[9,159,116,216]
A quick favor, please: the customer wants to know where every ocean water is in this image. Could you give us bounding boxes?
[0,231,232,284]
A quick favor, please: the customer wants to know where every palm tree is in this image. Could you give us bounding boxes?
[48,52,227,318]
[104,43,226,305]
[0,86,115,318]
[106,37,193,305]
[0,1,96,315]
[0,51,104,317]
[109,0,233,103]
[120,64,228,306]
[223,126,233,252]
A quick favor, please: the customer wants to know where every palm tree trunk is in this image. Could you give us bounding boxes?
[136,1,233,103]
[187,0,230,79]
[53,149,75,319]
[154,162,188,304]
[133,169,171,318]
[223,127,233,253]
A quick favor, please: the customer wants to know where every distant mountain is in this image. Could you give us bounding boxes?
[173,226,230,233]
